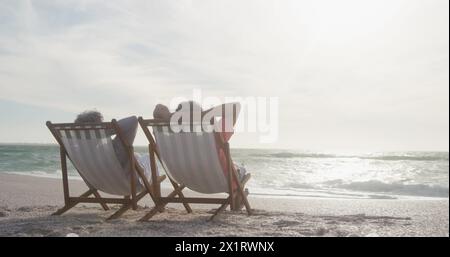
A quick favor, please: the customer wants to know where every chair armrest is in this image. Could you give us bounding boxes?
[156,175,166,183]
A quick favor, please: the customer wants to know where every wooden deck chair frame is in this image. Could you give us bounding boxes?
[138,117,252,221]
[46,119,166,220]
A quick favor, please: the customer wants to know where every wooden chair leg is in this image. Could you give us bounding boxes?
[106,192,147,220]
[209,196,231,221]
[177,191,193,213]
[134,163,166,213]
[129,150,138,211]
[232,188,249,211]
[138,204,162,221]
[170,180,192,213]
[139,185,186,221]
[232,172,252,215]
[52,189,94,216]
[92,190,109,211]
[52,204,76,216]
[237,186,252,215]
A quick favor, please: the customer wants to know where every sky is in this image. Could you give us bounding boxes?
[0,0,448,152]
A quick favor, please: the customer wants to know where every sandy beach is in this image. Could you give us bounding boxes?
[0,173,447,237]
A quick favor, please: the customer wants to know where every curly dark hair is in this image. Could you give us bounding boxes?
[74,110,104,123]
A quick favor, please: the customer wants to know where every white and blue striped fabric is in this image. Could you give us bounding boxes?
[153,125,228,194]
[58,128,146,196]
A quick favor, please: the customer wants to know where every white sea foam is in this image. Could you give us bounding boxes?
[0,145,448,199]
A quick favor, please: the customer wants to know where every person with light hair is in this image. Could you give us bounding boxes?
[74,110,154,177]
[153,101,247,209]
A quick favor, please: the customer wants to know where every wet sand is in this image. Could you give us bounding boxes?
[0,173,448,236]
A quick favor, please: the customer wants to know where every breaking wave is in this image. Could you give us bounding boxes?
[327,180,449,198]
[250,152,449,162]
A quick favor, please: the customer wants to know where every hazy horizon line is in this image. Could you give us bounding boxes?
[0,142,448,153]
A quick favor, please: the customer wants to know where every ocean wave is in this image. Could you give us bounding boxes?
[285,179,449,198]
[359,155,449,161]
[250,152,339,159]
[4,171,82,180]
[327,179,449,198]
[1,145,448,200]
[285,182,315,189]
[249,185,399,199]
[248,152,449,161]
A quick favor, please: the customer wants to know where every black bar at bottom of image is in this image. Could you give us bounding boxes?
[1,237,448,256]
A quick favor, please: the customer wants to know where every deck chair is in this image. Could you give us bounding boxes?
[138,117,252,221]
[46,119,166,220]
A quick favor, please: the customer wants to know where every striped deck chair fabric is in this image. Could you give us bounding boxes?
[48,120,165,220]
[57,126,144,196]
[138,116,252,221]
[153,124,228,194]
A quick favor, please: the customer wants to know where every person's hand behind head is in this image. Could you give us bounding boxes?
[175,101,203,122]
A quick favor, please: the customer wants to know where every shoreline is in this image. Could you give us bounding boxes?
[3,171,448,201]
[0,173,448,236]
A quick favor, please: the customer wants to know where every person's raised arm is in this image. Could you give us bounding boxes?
[202,102,241,127]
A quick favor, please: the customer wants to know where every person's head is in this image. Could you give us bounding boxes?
[74,110,104,123]
[175,101,203,122]
[153,104,172,121]
[176,101,202,113]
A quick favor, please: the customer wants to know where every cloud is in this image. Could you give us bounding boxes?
[0,0,448,150]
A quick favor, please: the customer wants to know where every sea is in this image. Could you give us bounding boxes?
[0,144,448,200]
